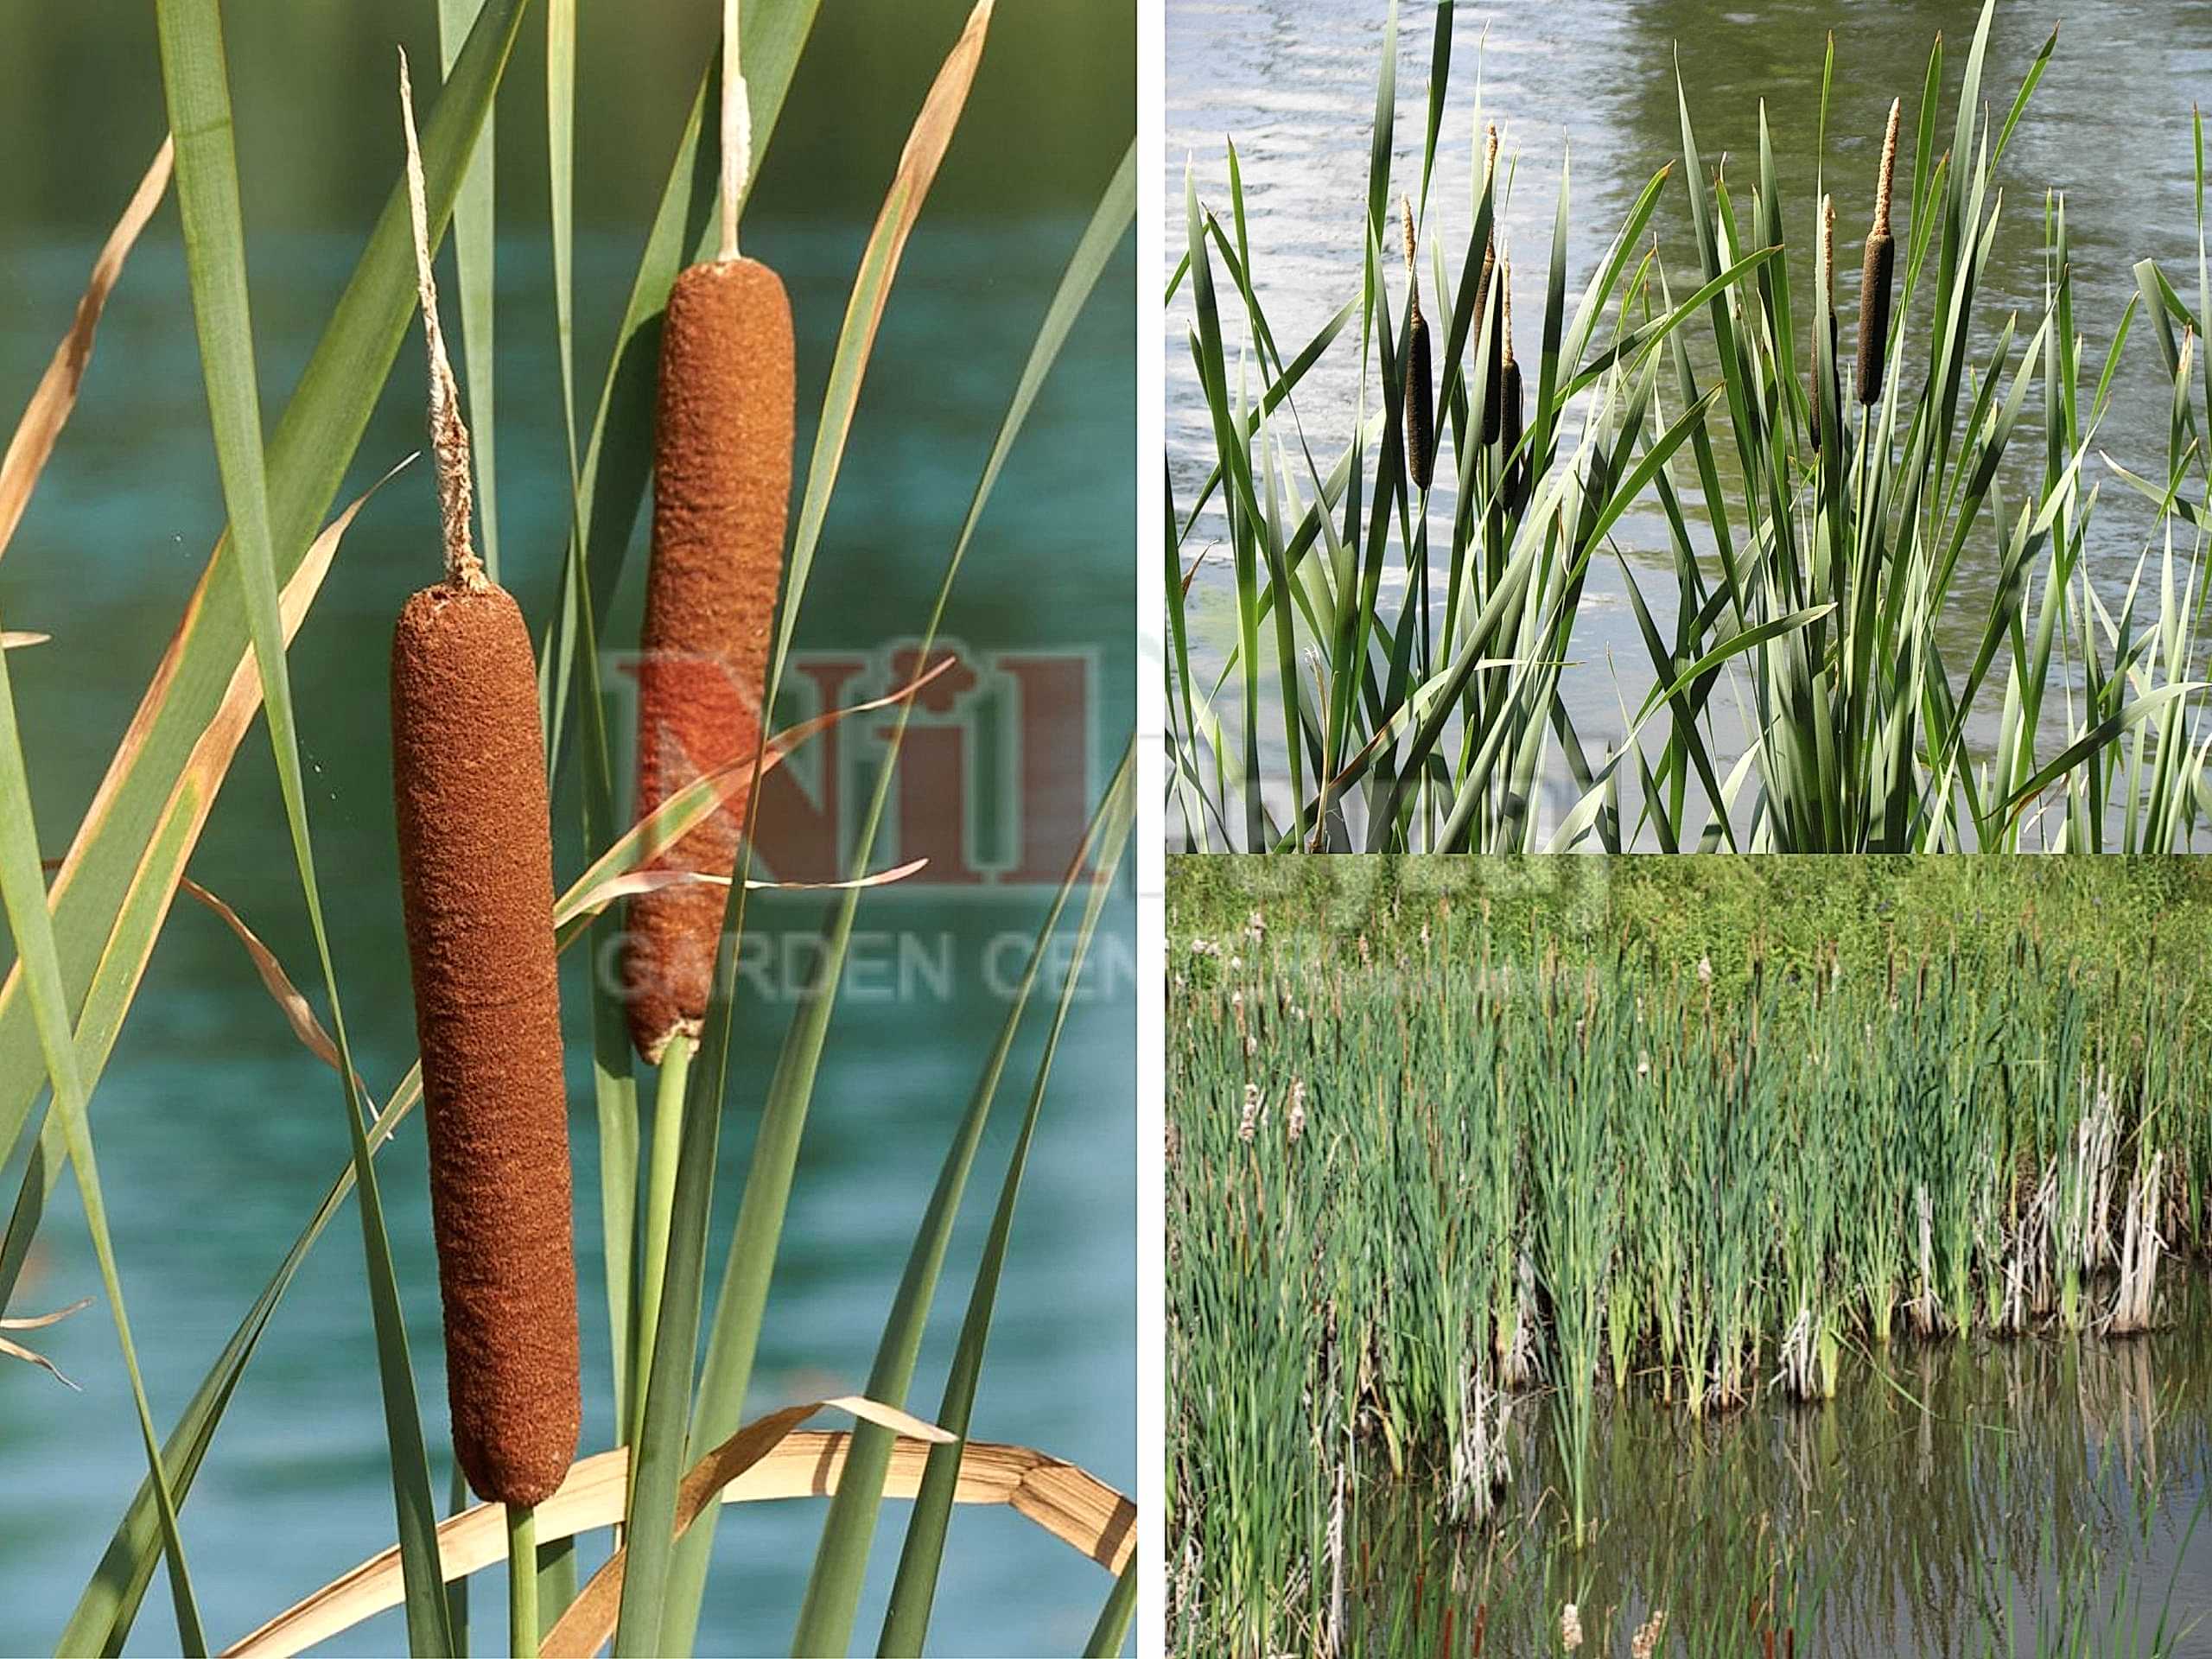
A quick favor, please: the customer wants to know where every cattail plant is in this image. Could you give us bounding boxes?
[623,7,797,1071]
[389,53,578,1653]
[1855,98,1901,405]
[1402,196,1433,490]
[622,1,797,1442]
[1166,0,2212,856]
[1498,258,1524,511]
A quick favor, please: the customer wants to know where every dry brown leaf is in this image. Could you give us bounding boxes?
[559,855,929,923]
[539,1395,950,1657]
[176,877,343,1074]
[0,137,174,566]
[1,1294,92,1331]
[220,1421,1134,1659]
[0,1332,78,1389]
[0,1294,92,1389]
[830,0,993,418]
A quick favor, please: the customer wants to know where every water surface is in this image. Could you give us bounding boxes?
[1352,1299,2212,1656]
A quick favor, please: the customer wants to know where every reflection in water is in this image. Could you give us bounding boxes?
[1353,1299,2212,1656]
[1166,0,2212,845]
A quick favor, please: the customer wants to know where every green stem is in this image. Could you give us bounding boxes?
[507,1502,537,1658]
[631,1033,695,1445]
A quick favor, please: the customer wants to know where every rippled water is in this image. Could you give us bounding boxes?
[1353,1294,2212,1656]
[1166,0,2212,842]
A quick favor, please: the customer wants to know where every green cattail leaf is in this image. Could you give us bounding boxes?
[154,2,470,1649]
[873,742,1135,1656]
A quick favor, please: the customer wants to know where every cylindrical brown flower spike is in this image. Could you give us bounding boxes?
[622,54,797,1067]
[1402,197,1434,490]
[1499,259,1526,512]
[390,54,578,1511]
[1477,125,1504,447]
[1857,98,1902,406]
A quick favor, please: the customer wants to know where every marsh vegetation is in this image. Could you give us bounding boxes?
[1168,859,2212,1656]
[1166,0,2212,852]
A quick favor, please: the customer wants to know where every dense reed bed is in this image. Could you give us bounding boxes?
[1167,874,2212,1656]
[1166,0,2212,852]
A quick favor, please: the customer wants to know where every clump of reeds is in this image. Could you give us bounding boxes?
[1169,906,2212,1647]
[1855,99,1900,405]
[1498,258,1524,510]
[1402,197,1434,490]
[388,54,580,1519]
[1167,0,2212,856]
[622,15,797,1068]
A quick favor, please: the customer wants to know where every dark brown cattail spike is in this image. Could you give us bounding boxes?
[1402,197,1434,490]
[1857,98,1902,406]
[391,54,579,1515]
[1810,194,1836,454]
[624,18,797,1066]
[1499,258,1526,512]
[1478,126,1504,447]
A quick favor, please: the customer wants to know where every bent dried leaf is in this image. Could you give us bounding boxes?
[564,652,954,909]
[0,137,174,565]
[0,1294,92,1389]
[560,856,928,924]
[219,1423,1133,1659]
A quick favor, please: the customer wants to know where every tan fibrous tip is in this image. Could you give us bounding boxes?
[1401,195,1418,278]
[1874,98,1902,233]
[397,50,482,591]
[718,0,753,262]
[1819,194,1836,292]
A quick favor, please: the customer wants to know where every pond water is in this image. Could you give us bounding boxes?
[1348,1283,2212,1656]
[1165,0,2212,846]
[0,3,1136,1654]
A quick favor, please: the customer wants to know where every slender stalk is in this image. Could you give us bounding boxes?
[631,1032,695,1445]
[507,1502,538,1659]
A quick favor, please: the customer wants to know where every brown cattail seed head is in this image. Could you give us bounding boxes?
[1402,197,1434,490]
[1500,260,1526,511]
[392,582,580,1507]
[1477,240,1503,447]
[1857,99,1901,405]
[624,257,797,1063]
[392,50,576,1509]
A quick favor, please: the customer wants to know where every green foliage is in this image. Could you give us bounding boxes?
[0,3,1137,1655]
[1166,0,2212,852]
[1169,866,2212,1655]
